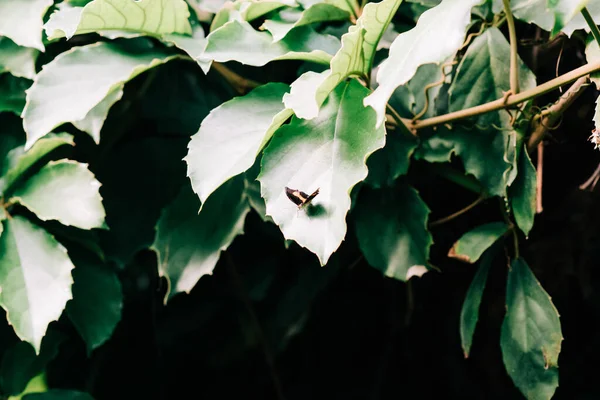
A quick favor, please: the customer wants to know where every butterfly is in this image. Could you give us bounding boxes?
[285,187,320,209]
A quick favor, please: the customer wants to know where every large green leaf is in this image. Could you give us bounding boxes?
[185,83,291,206]
[0,133,74,197]
[262,4,350,42]
[493,0,590,36]
[0,331,65,396]
[563,1,600,36]
[0,74,31,115]
[354,183,432,281]
[152,177,250,299]
[365,123,417,188]
[209,0,296,31]
[586,38,600,89]
[0,38,37,80]
[448,27,536,129]
[416,125,516,197]
[364,0,483,126]
[283,0,402,119]
[22,40,178,148]
[258,80,385,265]
[203,20,340,67]
[23,391,94,400]
[449,222,509,263]
[66,252,122,353]
[501,258,562,400]
[163,28,211,73]
[388,63,444,120]
[460,244,495,358]
[509,145,536,236]
[0,216,74,353]
[11,160,106,230]
[0,0,54,51]
[44,0,192,40]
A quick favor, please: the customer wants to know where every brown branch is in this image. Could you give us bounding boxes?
[212,62,261,95]
[526,76,590,151]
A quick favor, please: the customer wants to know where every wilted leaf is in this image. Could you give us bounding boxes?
[449,222,509,263]
[152,177,250,299]
[11,160,106,230]
[364,0,483,126]
[0,216,74,353]
[259,80,385,265]
[354,183,432,281]
[23,40,178,148]
[185,83,291,206]
[283,0,402,119]
[460,244,495,357]
[203,20,339,67]
[0,0,53,51]
[44,0,192,40]
[501,258,562,400]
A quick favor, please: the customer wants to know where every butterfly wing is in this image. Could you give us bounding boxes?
[285,187,306,206]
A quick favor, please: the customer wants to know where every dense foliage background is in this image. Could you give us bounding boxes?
[1,0,600,399]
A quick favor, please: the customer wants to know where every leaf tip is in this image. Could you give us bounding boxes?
[448,244,471,263]
[406,265,428,280]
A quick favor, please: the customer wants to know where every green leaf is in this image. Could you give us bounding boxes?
[460,244,495,358]
[449,221,509,263]
[44,0,192,40]
[449,27,536,129]
[0,133,74,196]
[365,124,417,188]
[8,373,47,400]
[0,331,65,396]
[283,0,402,119]
[66,252,122,353]
[23,391,94,400]
[0,74,31,115]
[262,4,350,42]
[354,183,432,281]
[364,0,483,126]
[388,63,445,119]
[11,160,106,230]
[563,1,600,36]
[0,38,37,80]
[509,145,536,236]
[258,80,385,265]
[501,258,562,400]
[185,83,291,206]
[163,29,211,73]
[23,40,178,148]
[152,177,250,299]
[416,125,516,197]
[0,0,54,51]
[0,216,74,353]
[203,20,339,67]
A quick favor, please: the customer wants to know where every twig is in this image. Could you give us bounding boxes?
[407,61,600,130]
[579,162,600,191]
[225,253,286,400]
[582,7,600,47]
[503,0,520,94]
[527,76,590,151]
[212,62,261,95]
[428,196,485,227]
[536,141,544,213]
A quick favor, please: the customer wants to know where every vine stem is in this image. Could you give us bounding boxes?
[527,76,589,151]
[428,196,485,227]
[582,8,600,47]
[407,61,600,130]
[503,0,519,94]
